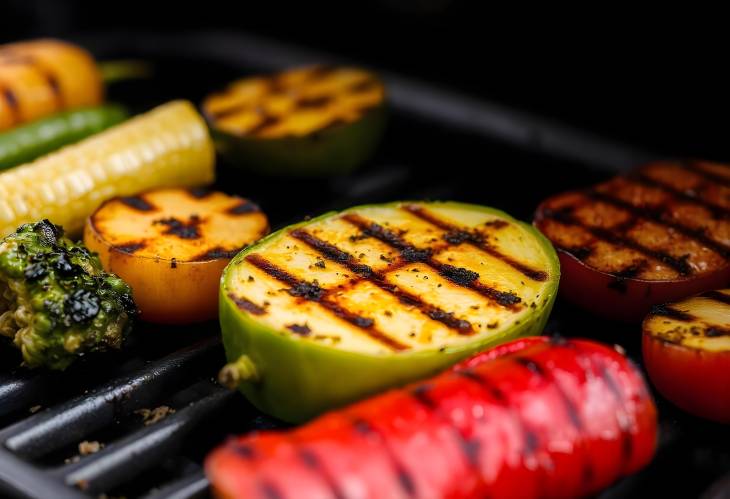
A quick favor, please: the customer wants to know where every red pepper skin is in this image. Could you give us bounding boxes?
[206,337,657,499]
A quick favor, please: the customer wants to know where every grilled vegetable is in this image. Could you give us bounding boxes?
[202,65,387,176]
[534,160,730,322]
[219,201,559,422]
[0,39,103,131]
[643,289,730,423]
[0,104,128,170]
[85,188,269,324]
[0,220,136,369]
[206,336,657,499]
[0,100,215,239]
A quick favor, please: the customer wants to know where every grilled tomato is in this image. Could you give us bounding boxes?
[84,188,269,324]
[202,65,387,176]
[643,289,730,423]
[219,201,560,422]
[534,160,730,322]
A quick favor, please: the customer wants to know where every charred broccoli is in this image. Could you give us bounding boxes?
[0,220,137,369]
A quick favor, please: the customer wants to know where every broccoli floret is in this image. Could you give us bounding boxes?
[0,220,137,369]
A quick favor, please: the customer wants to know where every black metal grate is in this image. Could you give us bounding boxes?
[0,31,728,499]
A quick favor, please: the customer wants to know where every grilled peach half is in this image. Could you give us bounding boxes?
[643,289,730,423]
[535,160,730,322]
[202,65,387,176]
[84,188,269,324]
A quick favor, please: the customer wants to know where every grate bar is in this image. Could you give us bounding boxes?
[0,337,221,459]
[58,382,233,495]
[143,470,209,499]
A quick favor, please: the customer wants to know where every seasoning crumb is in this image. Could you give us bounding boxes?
[384,310,393,317]
[78,440,103,456]
[487,321,499,329]
[248,275,255,282]
[170,258,177,269]
[29,405,41,413]
[135,406,176,426]
[314,258,326,269]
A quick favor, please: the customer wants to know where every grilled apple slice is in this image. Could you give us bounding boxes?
[643,289,730,423]
[219,201,560,422]
[534,160,730,322]
[202,65,387,176]
[85,188,269,324]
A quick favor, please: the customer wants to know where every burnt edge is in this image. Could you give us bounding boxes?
[245,253,407,350]
[402,204,548,282]
[289,228,475,334]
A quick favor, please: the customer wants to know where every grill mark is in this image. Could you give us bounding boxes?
[297,95,332,109]
[297,448,345,499]
[192,246,242,261]
[248,112,281,136]
[543,207,693,276]
[229,442,257,459]
[290,229,474,334]
[228,293,266,315]
[706,325,730,337]
[112,242,146,254]
[350,78,379,93]
[153,216,202,239]
[228,200,261,215]
[701,290,730,306]
[632,172,730,219]
[597,362,634,465]
[208,102,249,121]
[589,189,730,260]
[682,160,730,189]
[188,187,213,199]
[258,481,284,499]
[1,86,20,124]
[402,204,549,282]
[120,196,156,212]
[44,72,64,108]
[342,214,523,310]
[245,254,407,350]
[649,303,695,321]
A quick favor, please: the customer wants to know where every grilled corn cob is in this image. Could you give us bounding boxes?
[0,39,103,131]
[0,100,215,238]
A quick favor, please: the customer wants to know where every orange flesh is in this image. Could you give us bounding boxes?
[202,65,385,139]
[535,161,730,281]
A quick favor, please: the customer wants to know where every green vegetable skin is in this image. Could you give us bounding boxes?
[0,220,136,369]
[219,201,560,422]
[0,104,128,170]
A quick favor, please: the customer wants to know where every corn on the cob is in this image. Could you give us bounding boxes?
[0,39,103,131]
[0,100,215,237]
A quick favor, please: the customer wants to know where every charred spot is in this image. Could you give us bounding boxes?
[45,72,62,99]
[524,430,540,455]
[2,87,18,111]
[297,95,332,109]
[401,246,431,262]
[120,195,156,212]
[258,481,284,499]
[230,443,256,459]
[460,438,481,467]
[426,309,472,333]
[288,280,324,301]
[227,200,260,215]
[63,289,100,324]
[153,216,202,239]
[52,253,81,277]
[188,187,213,199]
[170,258,177,269]
[702,290,730,306]
[352,316,374,328]
[24,262,47,281]
[352,418,374,436]
[650,303,695,322]
[514,357,545,376]
[287,323,311,336]
[438,264,479,285]
[705,326,730,337]
[113,242,146,254]
[443,230,479,245]
[193,246,240,261]
[568,246,593,260]
[397,470,416,496]
[228,293,266,315]
[248,113,281,136]
[411,384,436,408]
[30,219,63,246]
[245,254,300,288]
[484,219,509,229]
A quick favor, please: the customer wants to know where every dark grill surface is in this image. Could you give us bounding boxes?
[0,31,728,499]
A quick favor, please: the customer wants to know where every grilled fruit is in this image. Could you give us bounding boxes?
[206,336,657,499]
[0,220,136,370]
[534,160,730,322]
[0,100,215,238]
[643,289,730,423]
[85,188,269,324]
[202,65,387,176]
[0,39,103,131]
[219,201,559,422]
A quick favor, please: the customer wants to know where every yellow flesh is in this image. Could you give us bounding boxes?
[644,289,730,352]
[202,66,385,139]
[225,203,555,355]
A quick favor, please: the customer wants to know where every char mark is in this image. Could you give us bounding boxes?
[228,200,261,215]
[228,293,266,315]
[649,303,695,321]
[248,113,281,136]
[342,214,415,253]
[208,103,248,121]
[229,442,257,459]
[188,187,213,199]
[112,242,146,254]
[514,357,545,376]
[120,195,156,212]
[632,172,730,219]
[44,72,64,106]
[701,290,730,306]
[543,206,694,276]
[297,448,346,499]
[589,190,730,260]
[287,323,311,335]
[435,262,522,308]
[596,361,634,464]
[350,78,379,93]
[290,229,474,334]
[153,216,202,239]
[193,246,242,261]
[258,481,284,499]
[297,95,332,109]
[402,204,548,282]
[706,326,730,337]
[2,87,19,122]
[682,160,730,189]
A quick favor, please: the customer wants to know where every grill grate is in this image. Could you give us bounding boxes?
[0,30,728,499]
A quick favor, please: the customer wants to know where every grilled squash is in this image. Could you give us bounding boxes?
[643,289,730,422]
[535,160,730,321]
[85,188,269,324]
[219,201,559,422]
[202,65,387,176]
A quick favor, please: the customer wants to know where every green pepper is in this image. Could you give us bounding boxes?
[202,65,387,177]
[219,201,560,422]
[0,104,129,170]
